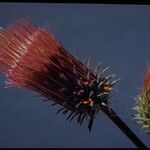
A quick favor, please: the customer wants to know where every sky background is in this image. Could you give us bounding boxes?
[0,3,150,148]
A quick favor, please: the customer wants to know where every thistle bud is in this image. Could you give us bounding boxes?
[134,66,150,134]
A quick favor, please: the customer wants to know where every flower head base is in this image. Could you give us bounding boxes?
[134,66,150,134]
[0,19,119,132]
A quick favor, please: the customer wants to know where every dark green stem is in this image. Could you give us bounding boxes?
[100,105,148,148]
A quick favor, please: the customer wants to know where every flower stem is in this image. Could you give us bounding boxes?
[100,105,148,148]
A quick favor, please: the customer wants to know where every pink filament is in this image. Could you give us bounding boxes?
[0,19,95,105]
[144,66,150,90]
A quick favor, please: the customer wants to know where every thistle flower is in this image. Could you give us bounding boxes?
[0,19,117,131]
[0,19,148,148]
[134,66,150,134]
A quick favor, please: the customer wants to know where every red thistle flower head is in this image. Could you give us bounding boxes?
[0,19,118,131]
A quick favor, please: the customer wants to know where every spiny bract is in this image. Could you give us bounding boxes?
[134,66,150,134]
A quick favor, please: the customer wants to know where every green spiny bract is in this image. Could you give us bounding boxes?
[134,67,150,134]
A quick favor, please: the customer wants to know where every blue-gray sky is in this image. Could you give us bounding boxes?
[0,3,150,148]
